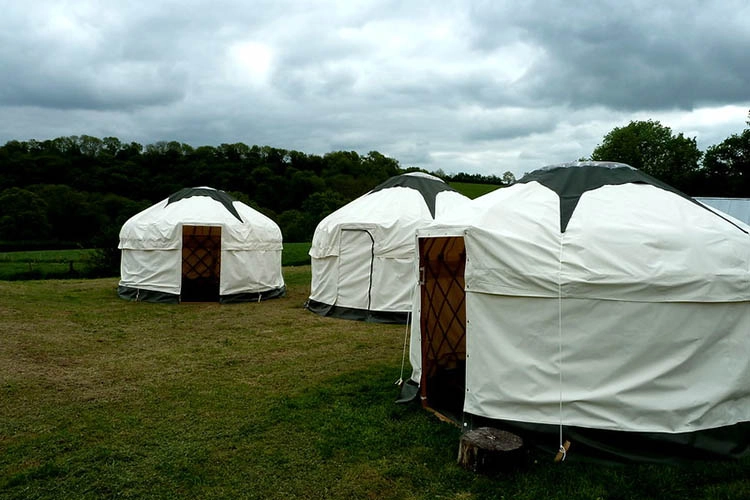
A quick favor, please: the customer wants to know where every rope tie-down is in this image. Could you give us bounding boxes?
[554,233,571,463]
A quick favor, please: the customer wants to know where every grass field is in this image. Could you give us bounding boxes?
[0,249,96,280]
[0,243,312,280]
[449,182,501,199]
[1,267,749,499]
[281,242,312,266]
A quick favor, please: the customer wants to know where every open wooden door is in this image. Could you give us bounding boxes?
[181,225,221,302]
[419,236,467,422]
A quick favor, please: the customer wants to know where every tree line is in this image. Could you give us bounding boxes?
[0,111,748,254]
[0,137,507,252]
[589,113,750,197]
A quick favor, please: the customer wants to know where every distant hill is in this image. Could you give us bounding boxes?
[449,182,501,199]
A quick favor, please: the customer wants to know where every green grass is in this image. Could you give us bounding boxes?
[0,248,96,280]
[282,242,311,266]
[1,269,749,499]
[0,244,312,280]
[449,182,501,199]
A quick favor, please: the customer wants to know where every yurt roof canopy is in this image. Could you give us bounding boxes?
[119,187,282,251]
[428,161,750,303]
[515,161,739,232]
[310,172,468,258]
[367,171,461,217]
[167,186,244,222]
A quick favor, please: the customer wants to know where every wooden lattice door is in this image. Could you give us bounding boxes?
[419,236,467,421]
[181,225,221,302]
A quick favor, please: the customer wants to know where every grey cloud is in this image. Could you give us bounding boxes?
[0,0,748,180]
[468,1,750,111]
[462,112,557,142]
[0,4,191,110]
[0,63,188,110]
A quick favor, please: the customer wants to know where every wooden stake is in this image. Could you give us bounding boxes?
[554,440,571,463]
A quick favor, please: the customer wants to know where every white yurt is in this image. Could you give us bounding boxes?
[400,161,750,462]
[306,172,469,323]
[118,187,285,303]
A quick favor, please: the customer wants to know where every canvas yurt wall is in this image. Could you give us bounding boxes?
[118,187,285,304]
[402,162,750,462]
[306,172,469,323]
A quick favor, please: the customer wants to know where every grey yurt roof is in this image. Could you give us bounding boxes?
[369,172,461,217]
[516,161,744,233]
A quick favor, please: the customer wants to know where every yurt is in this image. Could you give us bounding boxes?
[306,172,469,323]
[118,187,285,303]
[401,161,750,461]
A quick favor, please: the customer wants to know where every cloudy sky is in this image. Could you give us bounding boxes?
[1,0,749,177]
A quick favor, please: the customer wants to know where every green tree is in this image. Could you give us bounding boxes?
[0,187,52,241]
[226,191,278,222]
[28,184,105,245]
[288,170,325,206]
[701,121,750,197]
[301,190,348,223]
[115,141,143,161]
[278,209,313,242]
[591,120,703,192]
[0,134,412,249]
[363,150,401,179]
[102,136,123,157]
[502,171,516,185]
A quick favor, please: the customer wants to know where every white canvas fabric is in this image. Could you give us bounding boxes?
[463,296,750,432]
[409,168,750,434]
[119,248,181,295]
[309,173,469,319]
[119,188,284,298]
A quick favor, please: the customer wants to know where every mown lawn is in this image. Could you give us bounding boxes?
[1,267,748,499]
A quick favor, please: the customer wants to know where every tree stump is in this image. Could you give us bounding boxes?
[457,427,523,473]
